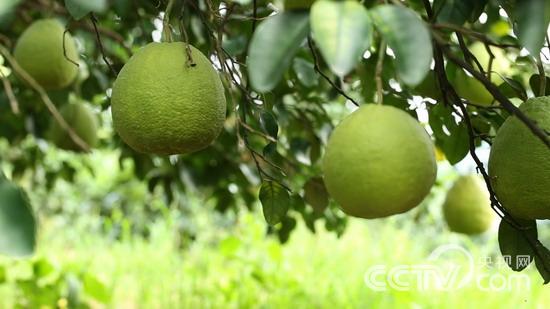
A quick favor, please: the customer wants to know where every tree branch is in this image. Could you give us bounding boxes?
[439,45,550,149]
[0,69,20,114]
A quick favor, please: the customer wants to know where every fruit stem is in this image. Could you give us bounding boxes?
[375,39,386,105]
[163,0,176,43]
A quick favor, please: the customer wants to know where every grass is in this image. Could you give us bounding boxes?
[1,204,548,308]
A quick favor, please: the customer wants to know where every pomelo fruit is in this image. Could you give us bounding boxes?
[488,96,550,219]
[14,19,79,90]
[454,69,498,107]
[322,104,437,219]
[452,42,510,107]
[443,175,494,235]
[468,41,510,75]
[111,42,226,155]
[49,102,98,152]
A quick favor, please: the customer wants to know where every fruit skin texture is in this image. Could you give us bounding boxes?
[111,42,226,155]
[488,96,550,219]
[322,104,437,219]
[14,19,78,90]
[285,0,317,10]
[443,175,494,235]
[49,103,99,152]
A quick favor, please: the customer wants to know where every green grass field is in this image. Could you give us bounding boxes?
[1,206,548,308]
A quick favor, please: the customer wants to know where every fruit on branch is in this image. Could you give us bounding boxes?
[49,102,99,152]
[111,42,227,155]
[454,70,498,106]
[443,175,494,235]
[284,0,317,10]
[468,42,510,75]
[488,96,550,219]
[322,104,437,219]
[452,42,511,107]
[13,19,79,90]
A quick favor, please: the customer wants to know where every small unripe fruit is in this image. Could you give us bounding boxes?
[14,19,79,90]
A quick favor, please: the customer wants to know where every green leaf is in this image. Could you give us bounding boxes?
[310,0,372,76]
[534,245,550,284]
[0,0,20,15]
[498,217,537,272]
[0,181,36,257]
[433,0,487,25]
[303,177,329,213]
[277,216,297,243]
[512,0,550,55]
[248,12,310,92]
[434,0,475,25]
[259,181,290,226]
[529,74,550,96]
[0,264,5,283]
[441,122,469,165]
[293,58,318,87]
[83,272,111,303]
[64,0,107,20]
[33,257,57,278]
[260,111,279,139]
[429,104,469,165]
[370,5,433,86]
[497,77,528,101]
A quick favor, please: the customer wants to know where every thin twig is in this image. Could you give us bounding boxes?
[163,0,175,42]
[0,69,20,114]
[178,3,196,67]
[62,29,79,67]
[375,39,386,105]
[537,54,546,95]
[440,46,550,149]
[239,120,278,143]
[307,37,359,106]
[0,45,90,152]
[432,23,520,49]
[90,13,117,77]
[252,0,258,31]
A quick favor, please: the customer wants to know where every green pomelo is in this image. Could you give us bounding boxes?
[14,19,79,90]
[443,175,494,235]
[469,41,510,75]
[49,103,99,152]
[452,42,510,106]
[488,96,550,219]
[284,0,317,10]
[322,104,437,219]
[111,42,226,155]
[453,70,502,107]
